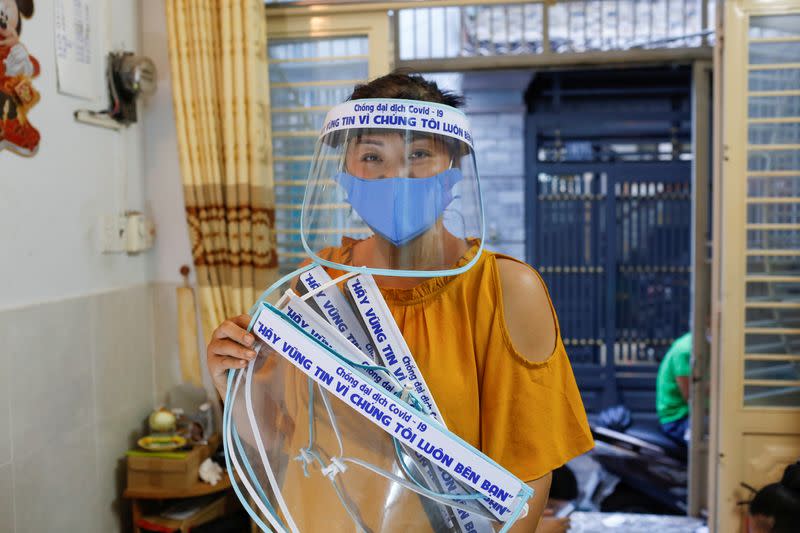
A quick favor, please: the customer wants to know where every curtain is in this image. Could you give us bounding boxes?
[166,0,278,343]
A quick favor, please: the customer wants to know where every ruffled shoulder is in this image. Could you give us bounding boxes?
[314,238,486,304]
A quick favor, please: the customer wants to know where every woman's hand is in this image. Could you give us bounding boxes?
[535,516,571,533]
[207,314,258,399]
[508,472,553,532]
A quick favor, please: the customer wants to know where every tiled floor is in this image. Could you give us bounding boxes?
[569,512,706,532]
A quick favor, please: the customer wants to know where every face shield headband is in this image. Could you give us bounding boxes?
[224,266,534,533]
[300,98,486,279]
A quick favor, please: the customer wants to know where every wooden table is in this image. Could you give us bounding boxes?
[123,473,232,533]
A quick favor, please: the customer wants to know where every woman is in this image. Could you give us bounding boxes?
[207,72,593,531]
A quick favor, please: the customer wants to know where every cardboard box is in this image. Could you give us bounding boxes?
[127,436,218,491]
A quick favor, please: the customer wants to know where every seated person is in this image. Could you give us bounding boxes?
[656,332,692,445]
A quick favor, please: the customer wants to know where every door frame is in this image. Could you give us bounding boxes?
[689,59,713,517]
[711,1,800,531]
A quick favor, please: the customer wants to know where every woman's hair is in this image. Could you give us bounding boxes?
[749,461,800,533]
[348,70,465,108]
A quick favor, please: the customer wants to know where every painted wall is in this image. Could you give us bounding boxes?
[0,2,184,532]
[0,0,152,311]
[142,0,193,286]
[140,0,213,398]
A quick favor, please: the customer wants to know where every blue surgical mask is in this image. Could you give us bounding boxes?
[334,168,463,246]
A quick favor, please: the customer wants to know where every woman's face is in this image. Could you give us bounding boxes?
[345,132,451,179]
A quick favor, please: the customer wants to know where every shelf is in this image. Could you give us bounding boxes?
[123,472,231,500]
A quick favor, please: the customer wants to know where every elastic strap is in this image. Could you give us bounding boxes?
[244,358,301,533]
[300,270,359,302]
[223,369,288,533]
[249,263,317,317]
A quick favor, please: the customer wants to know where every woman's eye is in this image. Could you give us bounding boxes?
[409,150,431,160]
[361,153,381,162]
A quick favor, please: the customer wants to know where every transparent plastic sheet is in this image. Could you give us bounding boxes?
[301,98,485,278]
[224,269,533,533]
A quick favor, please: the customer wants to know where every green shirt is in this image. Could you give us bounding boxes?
[656,332,692,424]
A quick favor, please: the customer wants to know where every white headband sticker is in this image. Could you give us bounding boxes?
[322,99,474,149]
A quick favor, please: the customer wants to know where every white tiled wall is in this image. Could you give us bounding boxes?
[0,284,185,533]
[0,464,13,533]
[0,328,11,469]
[152,284,187,402]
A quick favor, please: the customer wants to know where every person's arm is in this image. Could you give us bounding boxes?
[207,314,258,400]
[509,473,553,532]
[206,314,295,454]
[497,258,560,528]
[673,341,692,402]
[676,375,690,401]
[497,258,557,361]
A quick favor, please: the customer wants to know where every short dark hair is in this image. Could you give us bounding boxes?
[749,462,800,533]
[349,70,465,109]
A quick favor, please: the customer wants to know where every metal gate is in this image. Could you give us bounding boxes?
[525,68,693,426]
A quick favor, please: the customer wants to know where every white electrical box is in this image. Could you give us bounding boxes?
[99,214,128,253]
[125,212,156,254]
[99,212,155,254]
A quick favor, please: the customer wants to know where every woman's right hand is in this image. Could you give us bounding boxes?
[207,314,258,399]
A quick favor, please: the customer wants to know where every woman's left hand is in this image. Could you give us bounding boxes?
[536,516,571,533]
[508,472,554,531]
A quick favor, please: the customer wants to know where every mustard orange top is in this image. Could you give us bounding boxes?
[315,239,594,482]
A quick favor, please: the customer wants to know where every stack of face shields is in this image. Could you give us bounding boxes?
[223,268,533,532]
[223,98,533,532]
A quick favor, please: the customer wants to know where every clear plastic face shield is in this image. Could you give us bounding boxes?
[223,100,532,533]
[301,99,485,277]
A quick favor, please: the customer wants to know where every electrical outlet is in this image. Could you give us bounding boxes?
[99,214,128,253]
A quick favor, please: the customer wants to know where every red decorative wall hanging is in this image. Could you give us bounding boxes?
[0,0,40,157]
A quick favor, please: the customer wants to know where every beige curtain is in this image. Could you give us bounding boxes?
[166,0,278,343]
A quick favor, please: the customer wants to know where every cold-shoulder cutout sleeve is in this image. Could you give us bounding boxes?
[314,241,596,483]
[496,257,558,364]
[480,254,594,481]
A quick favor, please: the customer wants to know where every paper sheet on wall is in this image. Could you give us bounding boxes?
[54,0,97,100]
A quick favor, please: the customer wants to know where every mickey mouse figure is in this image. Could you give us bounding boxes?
[0,0,40,156]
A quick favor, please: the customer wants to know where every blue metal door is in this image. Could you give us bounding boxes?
[525,68,693,426]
